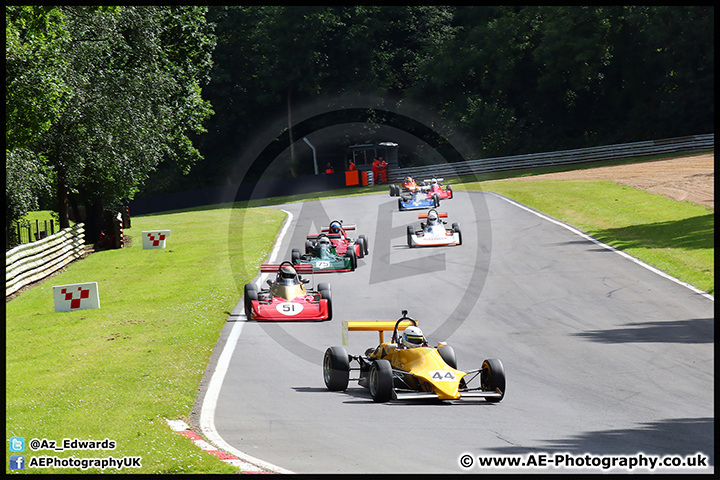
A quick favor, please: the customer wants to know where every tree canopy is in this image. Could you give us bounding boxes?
[6,6,713,238]
[6,5,215,240]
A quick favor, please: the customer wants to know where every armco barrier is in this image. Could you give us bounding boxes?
[127,134,713,215]
[6,223,85,297]
[387,133,714,183]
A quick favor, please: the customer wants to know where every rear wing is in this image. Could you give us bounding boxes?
[321,224,356,232]
[417,212,447,219]
[342,319,418,346]
[307,233,343,240]
[423,178,444,184]
[260,264,314,274]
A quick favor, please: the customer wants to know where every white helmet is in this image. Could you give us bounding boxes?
[427,210,439,225]
[403,326,425,348]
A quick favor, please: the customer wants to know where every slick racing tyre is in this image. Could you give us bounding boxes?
[323,346,350,391]
[358,234,369,255]
[369,360,393,403]
[438,344,457,369]
[318,283,332,321]
[481,358,506,402]
[407,225,415,248]
[452,223,462,245]
[354,239,365,258]
[243,283,258,319]
[346,246,357,270]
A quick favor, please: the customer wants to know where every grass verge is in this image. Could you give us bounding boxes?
[6,205,287,474]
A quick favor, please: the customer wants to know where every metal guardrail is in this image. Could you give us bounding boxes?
[387,133,714,183]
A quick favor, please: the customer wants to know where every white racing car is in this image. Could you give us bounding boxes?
[406,209,461,248]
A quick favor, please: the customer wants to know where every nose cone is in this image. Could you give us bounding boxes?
[423,369,464,399]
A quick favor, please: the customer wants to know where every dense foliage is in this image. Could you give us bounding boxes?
[6,6,714,235]
[6,5,215,241]
[177,5,713,192]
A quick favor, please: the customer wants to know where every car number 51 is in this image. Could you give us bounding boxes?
[276,302,304,316]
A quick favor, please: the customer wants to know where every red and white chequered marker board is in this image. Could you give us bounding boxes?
[142,230,171,249]
[52,282,100,312]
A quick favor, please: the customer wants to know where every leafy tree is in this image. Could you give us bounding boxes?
[190,6,456,186]
[26,6,215,240]
[6,6,69,241]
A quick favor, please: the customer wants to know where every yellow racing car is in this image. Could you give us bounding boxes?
[322,311,505,403]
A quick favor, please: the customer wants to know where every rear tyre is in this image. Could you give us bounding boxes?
[359,234,369,255]
[481,358,506,402]
[447,185,453,199]
[243,284,258,318]
[323,346,349,391]
[369,360,393,402]
[433,194,440,207]
[354,239,364,258]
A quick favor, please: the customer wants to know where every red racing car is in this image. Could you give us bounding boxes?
[244,262,332,321]
[306,220,369,258]
[389,176,421,196]
[423,178,453,200]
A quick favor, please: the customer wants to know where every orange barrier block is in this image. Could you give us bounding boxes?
[345,170,359,186]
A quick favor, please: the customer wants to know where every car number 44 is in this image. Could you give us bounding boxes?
[276,302,304,315]
[429,370,456,381]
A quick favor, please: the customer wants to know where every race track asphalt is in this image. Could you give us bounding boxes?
[195,189,714,474]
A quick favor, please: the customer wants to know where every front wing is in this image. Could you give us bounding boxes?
[391,367,502,401]
[408,231,461,247]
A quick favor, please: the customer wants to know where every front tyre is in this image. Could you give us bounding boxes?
[346,247,357,270]
[407,225,415,248]
[323,346,349,391]
[318,283,332,321]
[243,284,258,319]
[438,345,457,369]
[452,223,462,245]
[481,358,506,402]
[369,360,393,402]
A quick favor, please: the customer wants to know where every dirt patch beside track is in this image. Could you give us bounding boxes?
[501,152,714,209]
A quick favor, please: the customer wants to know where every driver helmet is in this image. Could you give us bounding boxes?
[431,178,438,186]
[329,221,342,234]
[405,176,413,184]
[403,326,425,348]
[318,237,332,250]
[278,264,297,283]
[427,210,439,226]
